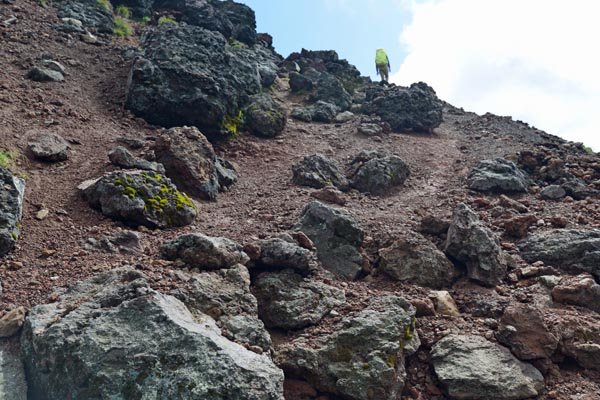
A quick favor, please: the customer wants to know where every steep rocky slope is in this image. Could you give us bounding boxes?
[1,0,600,399]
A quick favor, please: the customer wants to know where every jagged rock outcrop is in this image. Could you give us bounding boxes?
[171,264,271,352]
[292,154,348,190]
[254,269,345,330]
[444,203,507,286]
[108,146,164,173]
[281,49,363,94]
[431,335,545,400]
[244,94,287,138]
[379,231,459,289]
[21,268,284,399]
[126,23,279,138]
[276,295,419,400]
[362,82,443,132]
[154,0,259,45]
[78,170,196,228]
[518,229,600,280]
[467,158,530,193]
[347,150,410,195]
[295,201,365,280]
[153,126,235,200]
[160,233,249,270]
[0,167,25,257]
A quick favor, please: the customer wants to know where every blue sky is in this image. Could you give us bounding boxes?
[239,0,414,80]
[239,0,600,150]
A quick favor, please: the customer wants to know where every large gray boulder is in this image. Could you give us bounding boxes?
[276,295,419,400]
[518,229,600,280]
[171,264,271,352]
[467,158,530,193]
[254,269,345,330]
[379,231,459,289]
[79,170,196,229]
[126,23,279,139]
[21,268,284,400]
[0,167,25,257]
[292,154,349,191]
[347,150,410,195]
[444,203,507,286]
[153,126,235,200]
[295,201,365,280]
[431,335,544,400]
[361,82,443,132]
[154,0,258,45]
[160,233,249,270]
[27,133,69,162]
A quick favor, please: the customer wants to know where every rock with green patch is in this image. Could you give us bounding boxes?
[154,126,235,200]
[126,23,279,139]
[55,0,114,34]
[0,167,25,257]
[160,233,249,270]
[244,94,287,138]
[21,267,285,400]
[275,295,419,400]
[254,269,345,330]
[79,170,196,229]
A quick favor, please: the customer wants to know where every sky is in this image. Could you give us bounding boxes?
[240,0,600,151]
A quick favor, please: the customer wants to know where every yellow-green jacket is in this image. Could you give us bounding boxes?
[375,48,390,68]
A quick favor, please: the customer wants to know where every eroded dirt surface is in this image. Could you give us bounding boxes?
[1,1,600,399]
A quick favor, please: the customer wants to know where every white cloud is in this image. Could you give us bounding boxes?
[392,0,600,150]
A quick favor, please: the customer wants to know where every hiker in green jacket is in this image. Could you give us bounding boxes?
[375,48,390,83]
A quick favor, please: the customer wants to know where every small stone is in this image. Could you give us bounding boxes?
[0,306,26,338]
[429,290,460,317]
[26,67,64,82]
[35,209,49,220]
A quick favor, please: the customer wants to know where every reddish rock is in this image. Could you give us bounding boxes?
[503,214,537,238]
[496,303,559,362]
[552,274,600,313]
[310,185,347,206]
